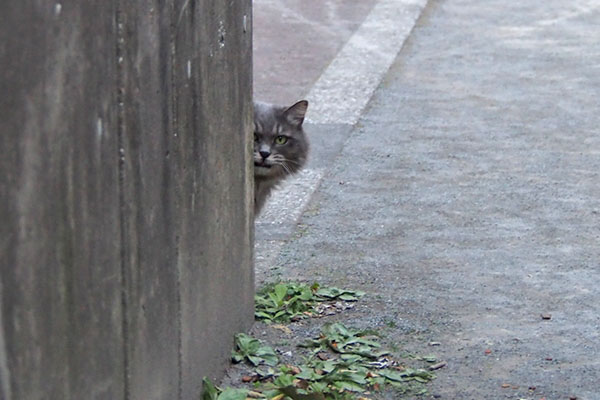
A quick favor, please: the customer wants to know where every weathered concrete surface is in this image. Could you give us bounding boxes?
[306,0,429,125]
[1,1,253,399]
[0,3,124,399]
[253,0,378,105]
[249,0,600,398]
[118,3,179,398]
[171,2,254,398]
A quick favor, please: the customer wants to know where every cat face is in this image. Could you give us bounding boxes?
[253,100,309,179]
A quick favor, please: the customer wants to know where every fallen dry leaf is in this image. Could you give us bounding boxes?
[287,365,301,375]
[271,324,293,335]
[295,378,309,389]
[428,361,447,371]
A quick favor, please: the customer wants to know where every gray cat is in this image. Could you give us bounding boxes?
[253,100,309,216]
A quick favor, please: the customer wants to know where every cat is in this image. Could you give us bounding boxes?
[253,100,310,216]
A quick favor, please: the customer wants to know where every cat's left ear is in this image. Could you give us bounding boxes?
[284,100,309,127]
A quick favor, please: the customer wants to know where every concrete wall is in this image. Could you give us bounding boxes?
[0,1,253,399]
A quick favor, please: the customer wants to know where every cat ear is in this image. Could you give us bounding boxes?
[284,100,308,127]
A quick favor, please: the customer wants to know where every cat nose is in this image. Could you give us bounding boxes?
[259,150,271,159]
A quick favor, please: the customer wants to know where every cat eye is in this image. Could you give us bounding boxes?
[274,135,288,145]
[254,133,259,142]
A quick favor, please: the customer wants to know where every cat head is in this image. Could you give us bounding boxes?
[253,100,309,179]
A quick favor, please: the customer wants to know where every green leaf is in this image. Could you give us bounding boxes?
[352,337,382,348]
[338,293,362,301]
[387,379,409,390]
[379,369,406,382]
[308,381,327,393]
[333,380,366,393]
[216,388,248,400]
[339,354,363,363]
[255,367,276,379]
[279,386,328,400]
[367,375,386,387]
[273,310,288,320]
[345,371,368,385]
[231,352,244,364]
[296,368,322,381]
[298,339,321,348]
[235,335,250,350]
[273,373,295,388]
[329,323,351,337]
[407,369,435,380]
[254,311,275,321]
[232,333,278,366]
[314,287,340,298]
[247,355,263,366]
[379,368,434,383]
[202,377,219,400]
[256,351,278,366]
[320,360,337,373]
[298,287,314,301]
[274,284,288,303]
[315,288,365,301]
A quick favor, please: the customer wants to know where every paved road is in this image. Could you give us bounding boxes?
[253,0,378,106]
[252,0,378,276]
[254,0,427,279]
[254,0,600,398]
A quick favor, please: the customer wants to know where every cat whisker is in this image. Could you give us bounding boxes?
[282,159,302,166]
[283,162,298,175]
[276,160,292,175]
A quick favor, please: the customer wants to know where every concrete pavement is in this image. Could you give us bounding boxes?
[254,0,428,279]
[250,0,600,398]
[253,0,378,106]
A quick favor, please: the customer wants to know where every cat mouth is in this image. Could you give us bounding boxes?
[254,161,272,168]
